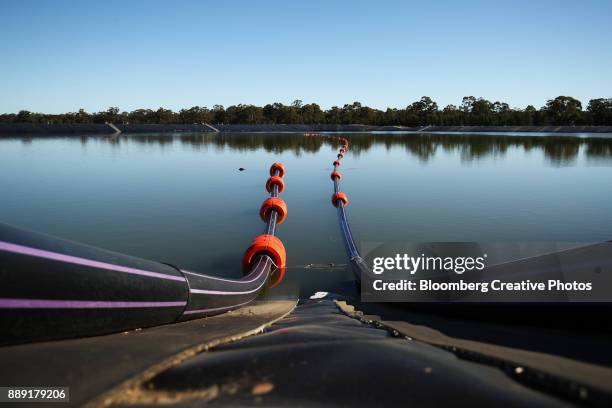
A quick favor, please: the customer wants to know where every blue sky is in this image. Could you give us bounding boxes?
[1,0,611,113]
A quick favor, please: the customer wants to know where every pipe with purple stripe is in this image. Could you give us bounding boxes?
[0,222,190,345]
[0,224,273,344]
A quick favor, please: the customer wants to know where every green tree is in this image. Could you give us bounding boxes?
[300,103,324,124]
[407,96,438,125]
[103,107,120,123]
[545,96,583,125]
[587,98,612,125]
[15,110,33,123]
[212,105,225,123]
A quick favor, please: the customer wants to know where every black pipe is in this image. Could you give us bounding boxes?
[0,223,189,344]
[332,161,369,284]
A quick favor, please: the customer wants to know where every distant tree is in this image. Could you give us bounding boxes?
[470,98,492,115]
[491,101,510,113]
[440,105,462,125]
[212,105,225,123]
[128,109,152,124]
[461,96,477,113]
[406,96,438,125]
[409,96,438,114]
[545,96,583,125]
[273,103,299,123]
[587,98,612,125]
[326,106,342,124]
[226,104,264,124]
[522,105,537,126]
[300,103,324,124]
[153,107,176,123]
[459,97,492,125]
[15,110,33,123]
[0,113,16,123]
[378,108,395,126]
[103,107,120,123]
[179,106,212,123]
[75,109,90,123]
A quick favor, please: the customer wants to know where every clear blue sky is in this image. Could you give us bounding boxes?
[1,0,611,113]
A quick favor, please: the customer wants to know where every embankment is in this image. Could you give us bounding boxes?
[1,123,611,135]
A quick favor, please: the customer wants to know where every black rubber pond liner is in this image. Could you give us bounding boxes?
[137,300,578,408]
[0,166,286,345]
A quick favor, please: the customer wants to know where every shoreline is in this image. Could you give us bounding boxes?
[1,123,612,135]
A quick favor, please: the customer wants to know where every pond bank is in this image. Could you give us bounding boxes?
[1,123,611,135]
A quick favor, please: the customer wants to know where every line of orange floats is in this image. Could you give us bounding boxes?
[331,137,350,207]
[242,162,288,287]
[304,132,351,207]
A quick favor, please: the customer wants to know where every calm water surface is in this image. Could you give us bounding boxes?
[1,132,612,296]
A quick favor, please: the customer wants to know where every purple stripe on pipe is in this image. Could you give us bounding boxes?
[0,241,185,282]
[182,269,263,283]
[180,254,272,284]
[0,298,187,309]
[182,298,254,315]
[189,271,267,295]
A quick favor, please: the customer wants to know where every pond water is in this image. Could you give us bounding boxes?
[1,132,612,297]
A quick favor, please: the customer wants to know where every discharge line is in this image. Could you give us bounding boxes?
[309,133,369,284]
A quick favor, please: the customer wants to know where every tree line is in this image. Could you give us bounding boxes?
[2,96,611,126]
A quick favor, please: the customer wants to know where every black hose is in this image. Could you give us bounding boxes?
[332,160,370,284]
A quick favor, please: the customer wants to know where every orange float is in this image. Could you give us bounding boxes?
[259,197,288,224]
[332,192,349,207]
[269,162,286,178]
[333,160,341,167]
[268,267,286,288]
[266,175,285,194]
[330,171,342,180]
[243,234,286,269]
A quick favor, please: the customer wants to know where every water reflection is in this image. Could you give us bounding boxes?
[77,132,612,165]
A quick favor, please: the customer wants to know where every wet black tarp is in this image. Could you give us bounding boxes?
[120,300,576,407]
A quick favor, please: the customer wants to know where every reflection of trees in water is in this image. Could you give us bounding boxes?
[585,139,612,159]
[116,133,612,164]
[542,139,580,166]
